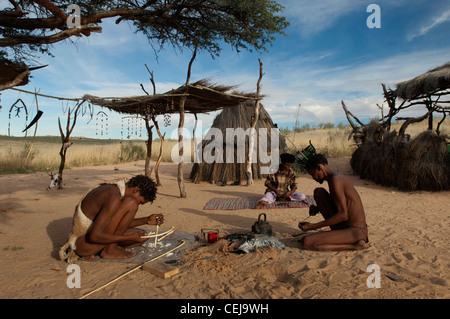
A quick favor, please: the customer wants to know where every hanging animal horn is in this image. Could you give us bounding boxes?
[22,110,43,132]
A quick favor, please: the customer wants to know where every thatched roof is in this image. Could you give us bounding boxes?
[0,59,47,88]
[394,61,450,100]
[82,79,258,116]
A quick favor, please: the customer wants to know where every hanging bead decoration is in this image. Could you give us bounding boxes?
[8,99,28,137]
[127,118,131,139]
[121,117,124,139]
[135,117,138,137]
[95,111,108,137]
[95,112,98,136]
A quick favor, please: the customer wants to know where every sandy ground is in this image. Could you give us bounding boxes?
[0,158,448,299]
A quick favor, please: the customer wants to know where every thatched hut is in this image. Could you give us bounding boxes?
[190,101,287,184]
[346,62,450,192]
[84,79,257,196]
[350,122,449,191]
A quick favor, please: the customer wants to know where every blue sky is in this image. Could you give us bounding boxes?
[1,0,449,139]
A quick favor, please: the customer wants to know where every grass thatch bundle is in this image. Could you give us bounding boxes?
[394,62,450,100]
[396,131,449,191]
[351,123,449,191]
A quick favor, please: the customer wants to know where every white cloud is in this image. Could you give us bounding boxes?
[254,48,450,126]
[407,8,450,41]
[279,0,363,36]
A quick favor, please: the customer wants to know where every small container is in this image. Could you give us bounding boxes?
[201,229,219,244]
[207,232,218,243]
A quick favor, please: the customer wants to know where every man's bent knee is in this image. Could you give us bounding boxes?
[313,187,328,198]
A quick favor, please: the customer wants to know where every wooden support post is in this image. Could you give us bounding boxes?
[247,58,264,186]
[177,95,187,198]
[177,47,197,198]
[152,115,165,186]
[144,118,154,177]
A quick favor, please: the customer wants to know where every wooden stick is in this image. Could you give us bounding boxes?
[140,227,174,239]
[154,225,159,246]
[157,230,174,242]
[79,240,185,299]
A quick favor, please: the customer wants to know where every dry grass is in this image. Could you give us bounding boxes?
[284,120,449,158]
[284,126,355,158]
[0,136,179,174]
[0,119,447,174]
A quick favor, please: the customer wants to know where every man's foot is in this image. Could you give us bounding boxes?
[255,201,269,209]
[353,240,368,250]
[81,254,95,261]
[100,245,136,259]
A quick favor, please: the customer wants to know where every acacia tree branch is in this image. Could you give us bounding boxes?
[32,0,69,22]
[1,1,288,55]
[0,25,102,47]
[0,8,159,30]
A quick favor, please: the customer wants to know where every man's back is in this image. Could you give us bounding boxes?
[81,184,122,221]
[328,173,366,228]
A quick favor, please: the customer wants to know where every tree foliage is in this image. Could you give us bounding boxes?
[0,0,289,64]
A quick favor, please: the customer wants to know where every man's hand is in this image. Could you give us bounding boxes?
[309,205,320,217]
[298,221,314,232]
[147,214,164,226]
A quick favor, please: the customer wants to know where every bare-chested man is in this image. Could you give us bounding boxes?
[59,175,163,262]
[298,154,368,251]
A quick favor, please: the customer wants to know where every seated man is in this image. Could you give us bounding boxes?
[298,154,369,251]
[256,153,306,209]
[59,175,164,262]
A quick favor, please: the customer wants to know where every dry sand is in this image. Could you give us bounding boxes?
[0,158,448,299]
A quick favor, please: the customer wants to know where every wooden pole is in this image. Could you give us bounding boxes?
[247,58,264,186]
[144,118,154,177]
[177,47,197,198]
[152,115,165,186]
[23,91,39,166]
[56,101,84,189]
[177,96,187,198]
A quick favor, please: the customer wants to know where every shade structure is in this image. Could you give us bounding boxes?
[394,62,450,101]
[83,79,258,117]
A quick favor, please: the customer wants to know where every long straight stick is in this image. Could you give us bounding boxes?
[79,240,185,299]
[154,225,159,246]
[140,227,175,239]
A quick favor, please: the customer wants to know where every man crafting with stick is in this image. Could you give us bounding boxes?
[60,175,164,262]
[298,154,369,251]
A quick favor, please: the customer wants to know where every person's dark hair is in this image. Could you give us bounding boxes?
[305,154,328,170]
[127,175,157,203]
[280,153,296,164]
